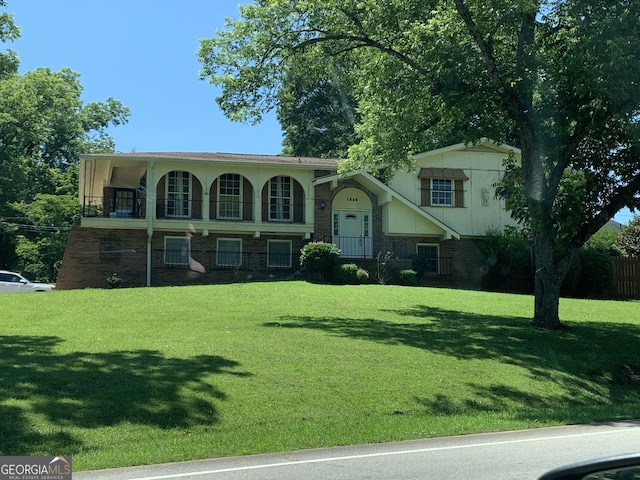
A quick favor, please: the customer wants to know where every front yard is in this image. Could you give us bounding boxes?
[1,282,639,470]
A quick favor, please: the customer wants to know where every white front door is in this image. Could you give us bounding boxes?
[336,210,372,258]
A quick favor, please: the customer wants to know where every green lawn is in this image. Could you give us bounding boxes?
[1,282,639,470]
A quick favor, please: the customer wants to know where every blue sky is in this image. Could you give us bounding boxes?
[4,1,636,223]
[8,0,284,155]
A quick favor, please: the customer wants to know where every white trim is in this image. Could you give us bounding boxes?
[412,138,521,160]
[217,238,242,267]
[166,170,191,218]
[314,170,460,239]
[267,239,292,268]
[431,178,453,207]
[218,173,243,220]
[269,176,293,222]
[164,236,190,265]
[416,243,439,275]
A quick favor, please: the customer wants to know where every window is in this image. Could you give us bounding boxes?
[269,176,291,221]
[268,240,292,268]
[218,173,242,219]
[431,179,453,206]
[217,238,242,267]
[417,243,439,275]
[167,171,190,217]
[418,168,467,207]
[164,236,190,265]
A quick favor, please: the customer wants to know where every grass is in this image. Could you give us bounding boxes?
[1,282,639,470]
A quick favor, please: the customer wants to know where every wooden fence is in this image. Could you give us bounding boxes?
[613,257,640,299]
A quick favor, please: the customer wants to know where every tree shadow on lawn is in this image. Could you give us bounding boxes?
[265,305,640,422]
[0,335,251,456]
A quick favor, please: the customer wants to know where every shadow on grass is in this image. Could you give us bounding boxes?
[265,305,640,422]
[0,335,250,455]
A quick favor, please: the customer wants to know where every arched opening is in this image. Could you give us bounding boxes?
[332,187,373,258]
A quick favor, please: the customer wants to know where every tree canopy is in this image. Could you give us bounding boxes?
[0,2,130,278]
[199,0,640,329]
[277,55,359,158]
[615,215,640,257]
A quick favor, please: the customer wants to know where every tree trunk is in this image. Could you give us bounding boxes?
[531,234,574,330]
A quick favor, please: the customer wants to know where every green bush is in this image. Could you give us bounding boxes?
[563,249,614,298]
[334,264,370,284]
[398,269,418,286]
[578,249,614,297]
[335,263,359,284]
[356,268,370,284]
[300,241,341,281]
[105,272,122,289]
[477,229,531,292]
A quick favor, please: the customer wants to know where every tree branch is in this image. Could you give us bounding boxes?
[452,0,529,126]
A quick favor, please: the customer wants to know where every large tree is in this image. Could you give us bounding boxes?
[0,2,130,274]
[199,0,640,329]
[277,53,360,158]
[0,0,19,78]
[615,215,640,257]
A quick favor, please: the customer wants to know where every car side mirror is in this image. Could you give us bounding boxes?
[539,454,640,480]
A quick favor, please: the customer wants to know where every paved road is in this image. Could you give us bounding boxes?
[75,420,640,480]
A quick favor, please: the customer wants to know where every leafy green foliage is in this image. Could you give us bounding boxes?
[584,227,623,256]
[0,3,129,277]
[477,229,531,292]
[563,249,614,298]
[334,263,360,284]
[278,55,359,158]
[615,215,640,257]
[199,0,640,328]
[300,241,341,280]
[398,269,418,286]
[11,194,80,282]
[0,1,19,79]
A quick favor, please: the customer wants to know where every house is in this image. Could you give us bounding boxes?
[55,139,520,289]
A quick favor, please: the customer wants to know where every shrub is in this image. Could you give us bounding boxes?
[300,241,341,281]
[563,249,614,298]
[356,268,370,284]
[334,263,357,284]
[398,269,418,286]
[106,272,122,288]
[585,227,623,256]
[577,249,614,297]
[477,229,531,292]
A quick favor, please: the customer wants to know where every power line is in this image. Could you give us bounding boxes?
[0,220,71,232]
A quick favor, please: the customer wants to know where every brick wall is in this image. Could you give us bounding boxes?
[57,227,309,289]
[56,227,148,289]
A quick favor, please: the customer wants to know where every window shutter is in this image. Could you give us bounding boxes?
[421,178,431,206]
[454,179,464,207]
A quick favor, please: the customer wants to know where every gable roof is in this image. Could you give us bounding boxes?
[314,170,460,239]
[413,138,520,160]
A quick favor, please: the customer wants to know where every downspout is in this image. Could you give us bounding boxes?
[146,161,154,287]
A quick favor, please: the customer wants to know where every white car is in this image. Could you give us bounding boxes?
[0,270,55,293]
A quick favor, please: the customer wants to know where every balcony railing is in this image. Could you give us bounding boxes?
[82,196,146,219]
[83,195,307,224]
[208,200,255,221]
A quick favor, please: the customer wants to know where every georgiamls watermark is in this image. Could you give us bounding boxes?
[0,456,72,480]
